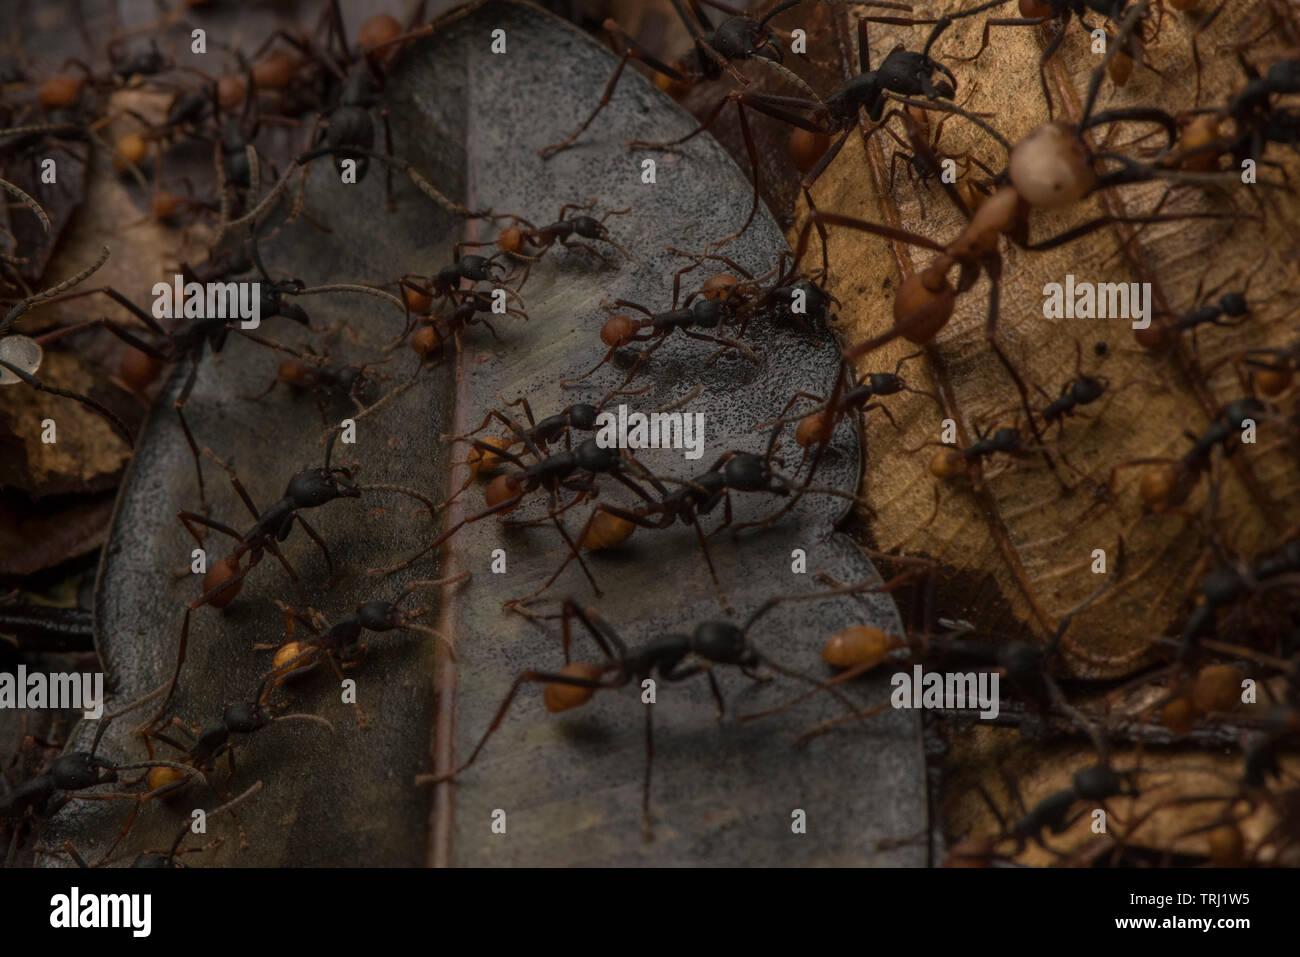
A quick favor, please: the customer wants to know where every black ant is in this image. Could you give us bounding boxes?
[767,351,940,449]
[559,293,756,390]
[176,430,435,613]
[398,251,513,317]
[33,227,315,506]
[307,64,395,207]
[629,4,986,259]
[925,423,1025,481]
[970,760,1140,861]
[98,681,329,859]
[1108,397,1269,511]
[664,246,841,336]
[55,781,263,868]
[879,99,998,217]
[264,575,467,725]
[1177,539,1300,662]
[407,288,530,363]
[949,0,1154,115]
[2,720,120,864]
[378,431,662,587]
[1135,259,1277,352]
[443,386,641,478]
[240,321,397,423]
[1035,340,1121,433]
[416,580,896,840]
[486,203,633,273]
[524,446,868,611]
[782,554,1131,750]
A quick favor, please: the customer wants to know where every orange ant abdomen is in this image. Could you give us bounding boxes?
[39,73,84,108]
[359,15,402,54]
[789,128,832,174]
[120,348,164,393]
[467,436,514,477]
[580,511,636,550]
[484,474,523,513]
[251,52,297,90]
[821,626,899,670]
[600,314,638,348]
[203,555,243,609]
[895,263,956,344]
[544,662,603,712]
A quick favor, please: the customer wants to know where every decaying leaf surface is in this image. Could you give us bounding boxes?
[785,3,1300,861]
[796,4,1300,678]
[46,1,923,867]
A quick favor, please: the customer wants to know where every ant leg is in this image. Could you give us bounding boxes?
[138,607,194,731]
[175,359,208,508]
[202,447,261,519]
[546,492,602,597]
[539,22,685,158]
[381,108,395,212]
[415,666,614,785]
[641,697,656,842]
[176,510,242,550]
[690,518,732,612]
[293,514,335,577]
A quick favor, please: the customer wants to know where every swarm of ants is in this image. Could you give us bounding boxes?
[3,0,1300,870]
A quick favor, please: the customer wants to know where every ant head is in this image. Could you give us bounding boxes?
[568,403,600,431]
[867,371,903,394]
[357,600,402,632]
[1072,763,1129,800]
[457,255,500,282]
[692,621,756,665]
[50,752,116,791]
[1223,396,1265,427]
[260,283,310,325]
[710,16,777,62]
[997,641,1041,684]
[287,466,360,507]
[1201,565,1245,606]
[1070,376,1106,404]
[691,298,724,328]
[1219,291,1248,317]
[570,215,606,240]
[575,437,620,472]
[223,699,270,734]
[722,453,769,491]
[787,279,835,317]
[1267,58,1300,94]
